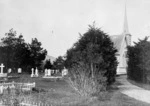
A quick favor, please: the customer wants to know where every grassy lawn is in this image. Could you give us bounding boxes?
[2,73,150,106]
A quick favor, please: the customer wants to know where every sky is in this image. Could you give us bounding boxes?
[0,0,150,57]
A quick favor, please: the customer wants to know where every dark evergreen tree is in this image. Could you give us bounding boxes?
[44,59,52,69]
[1,29,27,71]
[29,38,47,69]
[127,37,150,83]
[0,29,47,73]
[65,24,118,85]
[53,56,65,72]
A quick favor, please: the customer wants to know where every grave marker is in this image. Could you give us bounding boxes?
[35,67,39,77]
[31,68,39,77]
[18,68,22,74]
[62,68,68,76]
[8,68,12,73]
[47,69,51,76]
[31,68,34,77]
[0,63,7,77]
[0,63,5,74]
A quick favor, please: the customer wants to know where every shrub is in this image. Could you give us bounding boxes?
[127,37,150,83]
[67,64,107,96]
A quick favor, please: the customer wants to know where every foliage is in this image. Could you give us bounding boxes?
[127,37,150,83]
[0,29,47,73]
[0,29,27,71]
[52,56,65,72]
[67,63,107,96]
[65,24,117,96]
[44,59,53,69]
[28,38,47,69]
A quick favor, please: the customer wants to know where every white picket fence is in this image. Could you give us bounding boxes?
[0,97,52,106]
[20,100,51,106]
[0,81,36,94]
[0,100,52,106]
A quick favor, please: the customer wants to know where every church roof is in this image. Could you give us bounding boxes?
[110,34,124,55]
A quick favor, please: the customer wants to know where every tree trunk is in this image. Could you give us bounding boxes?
[91,63,94,78]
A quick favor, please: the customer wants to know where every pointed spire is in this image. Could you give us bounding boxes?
[123,0,129,34]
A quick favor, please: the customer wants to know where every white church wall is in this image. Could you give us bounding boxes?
[116,34,128,74]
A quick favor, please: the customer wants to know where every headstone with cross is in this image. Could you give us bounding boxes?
[0,63,7,77]
[0,63,5,74]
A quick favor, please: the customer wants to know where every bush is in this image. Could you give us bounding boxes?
[67,64,107,96]
[65,24,117,96]
[127,37,150,83]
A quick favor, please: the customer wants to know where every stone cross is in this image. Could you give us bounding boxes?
[0,63,5,74]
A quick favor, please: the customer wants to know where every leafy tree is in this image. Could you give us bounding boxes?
[44,59,52,69]
[29,38,47,69]
[0,46,8,72]
[127,37,150,83]
[1,29,27,70]
[53,56,65,72]
[0,29,47,73]
[65,24,118,85]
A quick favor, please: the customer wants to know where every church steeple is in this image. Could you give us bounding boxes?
[123,0,131,45]
[123,1,129,34]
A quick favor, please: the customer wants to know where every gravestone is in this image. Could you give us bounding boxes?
[31,68,34,77]
[44,69,51,77]
[8,68,12,73]
[31,68,38,77]
[44,69,48,76]
[18,68,22,74]
[62,68,68,77]
[35,67,39,77]
[48,69,51,76]
[43,69,53,78]
[0,63,7,77]
[0,64,4,74]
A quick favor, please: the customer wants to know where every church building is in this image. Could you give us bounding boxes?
[110,5,131,75]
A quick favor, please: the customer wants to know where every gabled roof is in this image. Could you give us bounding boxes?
[110,34,124,54]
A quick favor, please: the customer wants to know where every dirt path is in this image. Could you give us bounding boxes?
[117,75,150,104]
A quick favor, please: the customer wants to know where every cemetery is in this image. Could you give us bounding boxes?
[0,63,76,106]
[0,29,150,106]
[0,3,150,105]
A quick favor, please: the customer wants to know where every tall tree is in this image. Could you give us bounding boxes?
[53,56,65,72]
[1,29,22,69]
[0,29,48,73]
[29,38,47,69]
[44,59,52,69]
[65,24,118,85]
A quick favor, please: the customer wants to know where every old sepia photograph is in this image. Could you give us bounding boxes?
[0,0,150,105]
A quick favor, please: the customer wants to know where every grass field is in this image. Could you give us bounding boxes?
[3,73,150,106]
